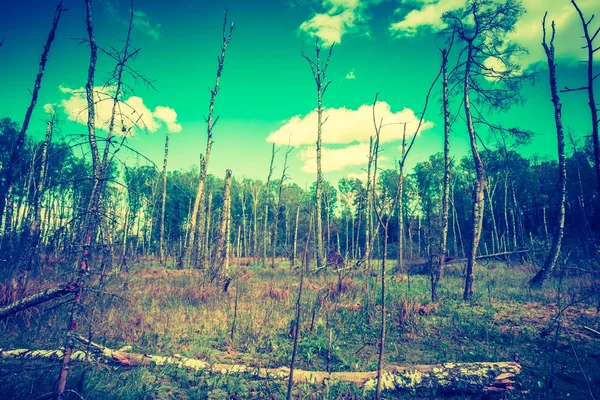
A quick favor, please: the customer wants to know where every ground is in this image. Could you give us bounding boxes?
[0,258,599,399]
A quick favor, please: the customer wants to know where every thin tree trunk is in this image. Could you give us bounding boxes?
[530,16,567,288]
[571,0,600,193]
[292,205,300,266]
[463,40,486,301]
[56,0,100,397]
[159,130,169,264]
[263,144,276,266]
[180,13,233,269]
[204,193,213,266]
[272,145,291,268]
[302,41,334,271]
[214,170,232,280]
[432,48,450,301]
[0,1,64,225]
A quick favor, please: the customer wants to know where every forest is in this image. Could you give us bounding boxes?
[0,0,599,399]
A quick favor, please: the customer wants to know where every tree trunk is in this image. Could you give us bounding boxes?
[432,48,450,301]
[159,130,169,264]
[303,42,334,271]
[3,340,522,396]
[180,14,233,269]
[292,205,300,266]
[463,41,486,301]
[56,0,100,396]
[272,146,291,268]
[214,170,232,280]
[530,16,567,288]
[263,144,276,266]
[0,283,78,320]
[571,0,600,193]
[203,193,213,266]
[0,1,64,225]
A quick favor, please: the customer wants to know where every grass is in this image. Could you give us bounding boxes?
[0,258,599,399]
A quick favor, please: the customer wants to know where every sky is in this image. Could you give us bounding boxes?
[1,0,599,188]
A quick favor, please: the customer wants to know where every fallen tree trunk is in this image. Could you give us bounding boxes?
[0,282,79,319]
[0,336,521,395]
[408,250,530,275]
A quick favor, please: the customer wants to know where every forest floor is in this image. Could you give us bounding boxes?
[0,258,599,399]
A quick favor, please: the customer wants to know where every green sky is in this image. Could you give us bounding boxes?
[1,0,598,187]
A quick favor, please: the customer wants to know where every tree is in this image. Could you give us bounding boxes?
[529,14,567,288]
[0,2,65,228]
[180,11,234,269]
[302,40,334,271]
[432,46,451,301]
[159,129,170,264]
[566,0,599,193]
[443,0,527,300]
[214,169,232,282]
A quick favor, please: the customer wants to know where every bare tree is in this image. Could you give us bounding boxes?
[159,129,169,264]
[529,14,567,288]
[302,40,334,271]
[56,0,97,397]
[263,144,276,266]
[563,0,600,192]
[431,46,451,302]
[180,11,234,269]
[0,1,65,233]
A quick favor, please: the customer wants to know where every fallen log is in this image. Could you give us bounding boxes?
[0,282,79,319]
[0,336,521,395]
[407,250,530,275]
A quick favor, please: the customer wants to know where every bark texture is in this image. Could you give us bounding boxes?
[1,340,521,395]
[0,283,78,319]
[529,15,567,288]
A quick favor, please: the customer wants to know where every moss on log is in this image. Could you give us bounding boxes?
[0,337,521,395]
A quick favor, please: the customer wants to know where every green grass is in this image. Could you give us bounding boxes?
[0,259,599,399]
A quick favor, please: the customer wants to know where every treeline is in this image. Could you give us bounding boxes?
[1,115,596,270]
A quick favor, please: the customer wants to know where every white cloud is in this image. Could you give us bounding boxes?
[389,0,600,66]
[299,143,384,173]
[58,86,181,134]
[346,70,356,79]
[267,102,433,146]
[389,0,464,36]
[299,0,363,45]
[153,106,182,133]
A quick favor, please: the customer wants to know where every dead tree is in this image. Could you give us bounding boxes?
[431,46,451,302]
[529,14,567,288]
[159,129,169,264]
[56,0,99,397]
[262,144,276,266]
[0,1,65,236]
[302,40,334,271]
[180,12,234,269]
[272,144,292,268]
[565,0,600,192]
[0,283,78,320]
